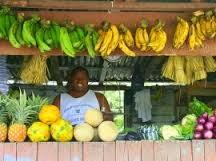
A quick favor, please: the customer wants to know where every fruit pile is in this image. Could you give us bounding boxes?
[0,90,118,142]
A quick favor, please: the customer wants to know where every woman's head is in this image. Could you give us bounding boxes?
[67,66,89,92]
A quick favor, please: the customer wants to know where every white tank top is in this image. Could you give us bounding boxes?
[60,90,100,125]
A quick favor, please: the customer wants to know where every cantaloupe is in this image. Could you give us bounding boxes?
[74,123,94,142]
[98,121,118,142]
[84,108,103,127]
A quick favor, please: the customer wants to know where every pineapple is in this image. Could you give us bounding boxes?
[7,90,40,142]
[0,95,9,142]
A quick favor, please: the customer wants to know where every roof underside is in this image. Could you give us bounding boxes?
[6,56,168,83]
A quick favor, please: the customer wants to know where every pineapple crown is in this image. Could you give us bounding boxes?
[7,90,48,126]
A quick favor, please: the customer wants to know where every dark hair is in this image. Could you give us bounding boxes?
[67,66,89,83]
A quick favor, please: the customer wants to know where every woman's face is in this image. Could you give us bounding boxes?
[69,70,89,92]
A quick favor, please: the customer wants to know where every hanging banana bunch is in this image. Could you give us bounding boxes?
[135,19,149,52]
[68,22,87,53]
[83,24,98,58]
[50,21,61,49]
[35,20,52,53]
[9,13,25,48]
[173,16,189,49]
[95,21,119,57]
[188,17,203,50]
[22,15,40,47]
[59,20,76,57]
[148,19,167,53]
[0,6,16,40]
[118,24,136,57]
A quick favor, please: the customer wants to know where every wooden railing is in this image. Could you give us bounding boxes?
[0,140,215,161]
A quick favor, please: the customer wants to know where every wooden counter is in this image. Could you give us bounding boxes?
[0,140,215,161]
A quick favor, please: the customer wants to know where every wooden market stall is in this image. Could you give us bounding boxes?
[0,0,216,161]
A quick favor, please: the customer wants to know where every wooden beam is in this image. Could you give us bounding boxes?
[1,1,216,12]
[0,11,216,56]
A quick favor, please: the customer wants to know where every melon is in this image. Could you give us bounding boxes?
[84,108,103,127]
[74,123,94,142]
[98,121,118,142]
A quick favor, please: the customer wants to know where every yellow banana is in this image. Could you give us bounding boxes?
[99,28,113,53]
[188,24,197,50]
[95,30,106,52]
[135,27,143,49]
[154,30,167,53]
[199,16,207,37]
[140,28,149,51]
[173,16,189,49]
[195,21,205,41]
[118,34,136,57]
[106,25,119,56]
[205,11,214,38]
[123,29,134,48]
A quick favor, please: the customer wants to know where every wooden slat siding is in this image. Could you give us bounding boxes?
[179,141,192,161]
[103,142,115,161]
[154,141,168,161]
[192,140,205,161]
[116,141,128,161]
[3,143,16,161]
[70,142,83,161]
[126,141,141,161]
[83,142,104,161]
[38,142,58,161]
[17,143,37,161]
[1,1,216,12]
[141,141,154,161]
[204,140,216,161]
[58,142,71,161]
[0,11,215,56]
[0,143,4,161]
[166,141,180,161]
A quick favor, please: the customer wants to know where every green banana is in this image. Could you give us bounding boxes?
[22,19,33,47]
[4,14,10,38]
[0,14,6,38]
[15,14,25,46]
[75,26,85,40]
[69,30,82,48]
[44,27,53,47]
[50,25,58,48]
[59,27,76,57]
[52,22,60,47]
[85,32,96,58]
[92,30,99,47]
[36,27,51,53]
[9,21,21,48]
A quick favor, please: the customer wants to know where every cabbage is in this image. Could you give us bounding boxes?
[181,114,197,126]
[160,125,181,140]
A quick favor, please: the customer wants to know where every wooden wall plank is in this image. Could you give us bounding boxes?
[192,140,205,161]
[180,141,192,161]
[17,143,37,161]
[141,141,154,161]
[3,143,16,161]
[0,11,214,56]
[103,142,115,161]
[38,142,58,161]
[83,142,104,161]
[166,141,180,161]
[204,140,216,161]
[58,142,71,161]
[0,144,4,161]
[71,142,83,161]
[116,141,128,161]
[154,141,167,161]
[126,141,141,161]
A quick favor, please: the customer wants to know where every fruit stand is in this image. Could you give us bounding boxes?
[0,0,216,161]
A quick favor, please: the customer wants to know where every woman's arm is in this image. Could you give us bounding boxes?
[95,92,113,121]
